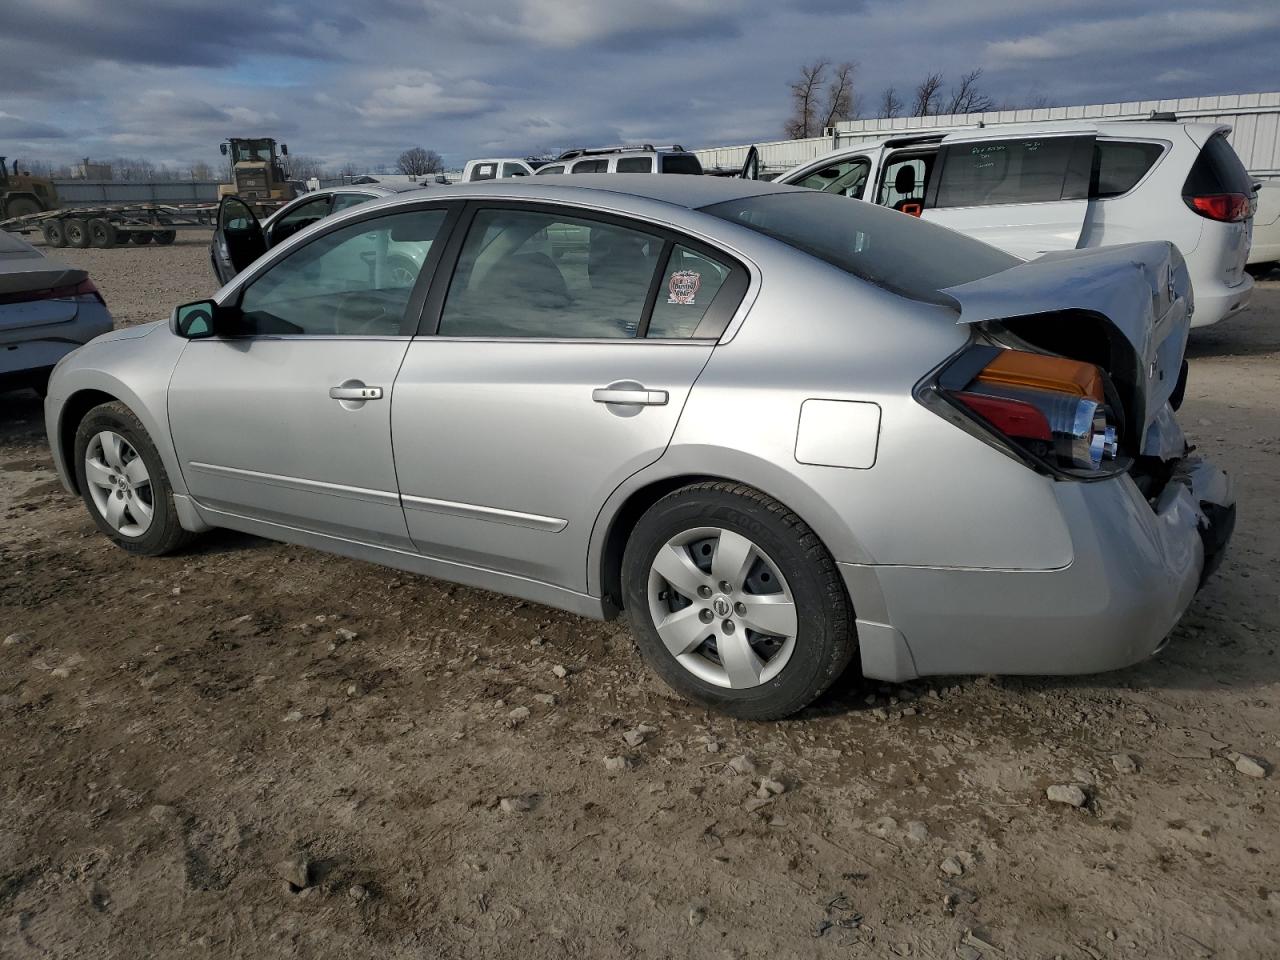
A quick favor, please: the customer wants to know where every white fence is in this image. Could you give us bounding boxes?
[695,91,1280,177]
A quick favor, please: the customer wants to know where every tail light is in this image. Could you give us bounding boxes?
[928,346,1122,476]
[0,277,104,307]
[1183,193,1254,223]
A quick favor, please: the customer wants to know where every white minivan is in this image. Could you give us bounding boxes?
[768,120,1256,326]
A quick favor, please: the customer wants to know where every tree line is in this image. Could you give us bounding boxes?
[786,59,1049,139]
[10,146,448,183]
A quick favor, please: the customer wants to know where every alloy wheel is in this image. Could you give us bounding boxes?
[84,431,155,537]
[647,526,798,689]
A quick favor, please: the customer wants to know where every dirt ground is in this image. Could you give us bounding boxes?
[2,233,1278,959]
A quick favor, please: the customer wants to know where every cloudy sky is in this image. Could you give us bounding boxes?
[2,0,1277,174]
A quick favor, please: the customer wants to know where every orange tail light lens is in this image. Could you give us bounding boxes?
[974,351,1105,404]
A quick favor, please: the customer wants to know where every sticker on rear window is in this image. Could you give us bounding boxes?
[668,270,702,305]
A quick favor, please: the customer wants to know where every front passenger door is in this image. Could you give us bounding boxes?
[171,204,458,548]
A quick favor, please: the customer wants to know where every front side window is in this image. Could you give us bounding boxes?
[502,163,530,178]
[535,164,565,176]
[616,157,654,173]
[237,209,447,337]
[438,208,663,338]
[572,159,609,174]
[269,196,333,244]
[936,136,1086,208]
[877,153,933,211]
[793,157,871,198]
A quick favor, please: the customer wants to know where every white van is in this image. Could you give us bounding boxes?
[767,120,1256,327]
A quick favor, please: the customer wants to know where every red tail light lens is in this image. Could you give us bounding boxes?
[1184,193,1254,223]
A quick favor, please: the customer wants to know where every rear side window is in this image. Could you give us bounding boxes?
[330,192,376,213]
[572,159,609,174]
[470,163,498,182]
[935,136,1091,207]
[701,190,1018,305]
[1183,133,1254,196]
[648,245,732,338]
[535,164,565,176]
[501,163,529,178]
[661,154,703,175]
[1092,141,1164,198]
[616,157,654,173]
[792,157,871,198]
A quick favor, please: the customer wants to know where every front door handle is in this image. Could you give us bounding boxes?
[592,386,668,406]
[329,384,383,400]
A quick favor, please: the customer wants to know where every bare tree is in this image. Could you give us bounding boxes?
[336,161,363,179]
[397,147,444,177]
[911,72,945,117]
[943,69,994,115]
[820,61,859,132]
[877,86,904,119]
[786,58,829,139]
[285,154,325,180]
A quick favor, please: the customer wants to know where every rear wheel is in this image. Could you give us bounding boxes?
[153,229,177,245]
[41,220,66,248]
[64,218,91,248]
[73,402,195,556]
[622,481,855,719]
[88,218,117,248]
[131,231,154,245]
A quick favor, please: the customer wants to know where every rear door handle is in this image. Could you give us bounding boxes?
[592,386,668,406]
[329,384,383,400]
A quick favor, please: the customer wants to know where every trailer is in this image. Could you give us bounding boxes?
[0,199,288,249]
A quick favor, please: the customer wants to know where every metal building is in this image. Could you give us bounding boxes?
[695,91,1280,178]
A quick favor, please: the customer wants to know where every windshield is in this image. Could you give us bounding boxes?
[232,140,275,163]
[699,191,1019,304]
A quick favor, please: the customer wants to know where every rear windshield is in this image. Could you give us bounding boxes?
[1183,133,1254,196]
[661,154,703,176]
[700,191,1018,304]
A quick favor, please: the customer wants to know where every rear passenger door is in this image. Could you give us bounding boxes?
[390,203,747,591]
[923,132,1095,258]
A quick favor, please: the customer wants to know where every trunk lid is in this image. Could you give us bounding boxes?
[0,260,86,334]
[941,241,1192,459]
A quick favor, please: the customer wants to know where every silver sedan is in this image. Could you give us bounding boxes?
[44,176,1235,719]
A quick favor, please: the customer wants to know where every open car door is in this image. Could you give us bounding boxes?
[922,130,1096,259]
[739,145,760,181]
[211,195,266,285]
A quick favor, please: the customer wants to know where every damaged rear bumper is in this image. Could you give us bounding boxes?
[843,455,1235,682]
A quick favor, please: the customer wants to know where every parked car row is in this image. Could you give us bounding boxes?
[45,176,1234,718]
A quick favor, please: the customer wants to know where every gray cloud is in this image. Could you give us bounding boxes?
[0,0,1274,172]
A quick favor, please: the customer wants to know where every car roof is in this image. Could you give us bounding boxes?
[401,174,799,209]
[829,119,1226,153]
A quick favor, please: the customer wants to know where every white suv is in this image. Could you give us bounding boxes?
[770,120,1256,327]
[535,144,703,176]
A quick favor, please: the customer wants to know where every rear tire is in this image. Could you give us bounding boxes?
[64,218,91,248]
[88,218,117,248]
[73,401,195,556]
[131,231,154,245]
[41,221,66,247]
[622,481,856,720]
[153,229,177,245]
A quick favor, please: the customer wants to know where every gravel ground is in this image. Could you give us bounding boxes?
[1,240,1278,959]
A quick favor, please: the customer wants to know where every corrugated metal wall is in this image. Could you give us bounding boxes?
[51,180,224,205]
[696,92,1280,177]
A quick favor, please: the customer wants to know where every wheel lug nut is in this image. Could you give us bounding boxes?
[697,585,712,599]
[718,581,732,594]
[722,619,735,634]
[735,602,746,616]
[699,608,714,623]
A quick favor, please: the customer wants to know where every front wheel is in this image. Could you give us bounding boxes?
[73,402,195,556]
[622,482,856,719]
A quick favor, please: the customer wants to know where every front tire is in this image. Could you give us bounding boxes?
[73,402,195,556]
[64,218,91,248]
[622,482,855,719]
